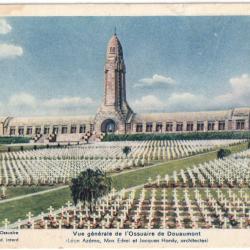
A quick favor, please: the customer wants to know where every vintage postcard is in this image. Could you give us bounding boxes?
[0,3,250,248]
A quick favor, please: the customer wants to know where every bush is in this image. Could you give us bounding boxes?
[217,148,231,159]
[122,146,131,157]
[0,136,31,144]
[103,131,250,141]
[70,168,112,208]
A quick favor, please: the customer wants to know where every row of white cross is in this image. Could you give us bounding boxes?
[0,139,243,161]
[3,187,250,229]
[147,150,250,188]
[0,139,243,186]
[0,158,146,185]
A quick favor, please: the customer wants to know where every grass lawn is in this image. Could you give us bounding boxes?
[0,187,71,223]
[0,142,248,224]
[5,185,62,199]
[111,142,248,190]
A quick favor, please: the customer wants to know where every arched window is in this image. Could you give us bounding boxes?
[110,47,115,53]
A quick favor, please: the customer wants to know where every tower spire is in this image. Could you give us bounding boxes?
[94,33,134,134]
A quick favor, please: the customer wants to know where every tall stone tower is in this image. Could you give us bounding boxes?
[94,33,134,134]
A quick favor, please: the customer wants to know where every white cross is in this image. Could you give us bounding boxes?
[30,219,35,230]
[48,206,54,215]
[87,220,91,229]
[156,175,161,186]
[72,219,76,229]
[110,207,114,217]
[77,201,83,210]
[239,217,244,229]
[84,206,90,216]
[92,213,97,224]
[244,193,248,202]
[26,211,34,221]
[223,218,228,229]
[58,220,62,229]
[233,210,237,220]
[2,218,10,229]
[1,186,6,197]
[116,221,120,229]
[17,219,21,230]
[60,206,65,215]
[242,203,246,214]
[105,214,112,225]
[65,212,70,224]
[101,220,106,229]
[66,201,72,208]
[111,188,116,196]
[97,207,102,217]
[148,177,152,184]
[78,212,84,223]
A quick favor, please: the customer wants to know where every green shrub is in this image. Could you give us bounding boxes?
[217,148,231,159]
[103,131,250,141]
[122,146,132,157]
[0,136,30,144]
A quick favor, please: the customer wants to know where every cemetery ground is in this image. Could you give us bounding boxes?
[4,185,63,199]
[0,141,248,224]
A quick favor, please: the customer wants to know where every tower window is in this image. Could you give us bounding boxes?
[110,47,115,53]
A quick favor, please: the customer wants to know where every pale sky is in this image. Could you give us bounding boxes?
[0,16,250,116]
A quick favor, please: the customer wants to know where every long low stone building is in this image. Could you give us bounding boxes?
[0,107,249,137]
[0,33,249,142]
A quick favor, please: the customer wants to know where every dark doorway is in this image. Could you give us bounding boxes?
[101,119,116,133]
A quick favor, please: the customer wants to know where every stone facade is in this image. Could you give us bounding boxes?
[0,34,250,141]
[94,34,134,134]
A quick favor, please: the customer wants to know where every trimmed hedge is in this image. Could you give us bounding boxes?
[0,136,31,144]
[103,131,250,141]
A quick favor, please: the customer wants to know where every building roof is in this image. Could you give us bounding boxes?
[232,107,250,116]
[133,109,235,123]
[8,115,94,126]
